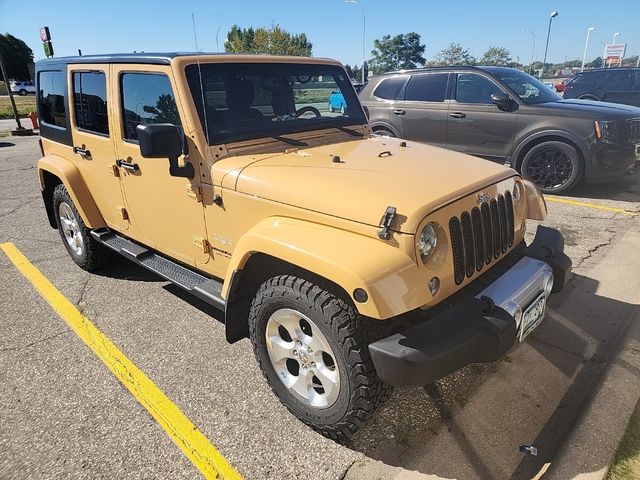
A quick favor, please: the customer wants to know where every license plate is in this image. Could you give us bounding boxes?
[519,292,547,341]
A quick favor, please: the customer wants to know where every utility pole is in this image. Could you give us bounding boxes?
[346,0,366,82]
[0,51,25,132]
[522,30,536,75]
[581,27,595,72]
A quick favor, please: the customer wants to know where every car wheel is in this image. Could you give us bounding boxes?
[249,275,391,442]
[578,94,599,101]
[53,184,112,271]
[328,104,334,113]
[520,141,583,194]
[373,128,396,138]
[340,104,345,115]
[19,89,27,96]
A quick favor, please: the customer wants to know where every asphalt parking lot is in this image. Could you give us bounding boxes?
[1,135,639,479]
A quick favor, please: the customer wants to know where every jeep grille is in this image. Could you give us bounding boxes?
[449,191,515,285]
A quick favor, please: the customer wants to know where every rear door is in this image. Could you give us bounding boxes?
[602,70,637,105]
[446,72,517,161]
[68,64,129,231]
[390,72,449,147]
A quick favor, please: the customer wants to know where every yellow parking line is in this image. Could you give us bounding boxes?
[0,242,242,480]
[544,196,637,216]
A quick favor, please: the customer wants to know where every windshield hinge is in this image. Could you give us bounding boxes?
[378,206,397,240]
[186,185,202,202]
[194,236,211,254]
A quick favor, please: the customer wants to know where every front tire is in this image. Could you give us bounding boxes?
[520,141,583,194]
[18,89,27,96]
[249,275,391,442]
[53,184,112,271]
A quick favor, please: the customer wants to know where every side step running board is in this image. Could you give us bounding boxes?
[90,228,225,310]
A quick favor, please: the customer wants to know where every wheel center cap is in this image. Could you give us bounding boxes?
[299,350,309,365]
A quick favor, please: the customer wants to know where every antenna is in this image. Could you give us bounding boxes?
[192,13,212,157]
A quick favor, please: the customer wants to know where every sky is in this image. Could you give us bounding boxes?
[1,0,638,67]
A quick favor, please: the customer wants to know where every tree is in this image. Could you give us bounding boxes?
[224,24,312,56]
[431,43,476,66]
[0,34,34,81]
[480,46,512,66]
[369,33,426,73]
[585,56,604,69]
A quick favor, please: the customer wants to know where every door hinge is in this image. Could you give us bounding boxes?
[194,236,211,254]
[186,185,202,202]
[120,207,129,221]
[111,164,120,177]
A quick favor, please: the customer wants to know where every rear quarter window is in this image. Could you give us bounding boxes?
[372,76,408,100]
[38,71,67,128]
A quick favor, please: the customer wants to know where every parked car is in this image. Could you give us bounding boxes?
[360,66,640,193]
[563,68,640,107]
[9,80,36,96]
[36,53,570,440]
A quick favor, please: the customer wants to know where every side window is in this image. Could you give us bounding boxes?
[404,74,448,102]
[73,71,109,135]
[455,73,503,105]
[373,76,407,100]
[121,73,181,141]
[38,71,67,127]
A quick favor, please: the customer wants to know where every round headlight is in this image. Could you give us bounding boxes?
[419,223,438,263]
[513,181,523,202]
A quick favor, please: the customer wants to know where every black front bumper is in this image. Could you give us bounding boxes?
[585,142,640,182]
[368,226,571,387]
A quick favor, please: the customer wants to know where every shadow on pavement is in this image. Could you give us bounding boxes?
[349,272,638,480]
[0,142,15,148]
[564,176,640,200]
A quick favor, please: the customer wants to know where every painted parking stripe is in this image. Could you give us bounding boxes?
[545,196,637,216]
[0,242,242,480]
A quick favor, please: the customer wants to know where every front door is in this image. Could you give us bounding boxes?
[391,72,449,147]
[68,65,128,230]
[112,65,209,266]
[446,72,518,161]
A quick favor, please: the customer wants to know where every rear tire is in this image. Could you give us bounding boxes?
[519,141,583,194]
[248,275,391,442]
[578,94,599,101]
[53,184,112,271]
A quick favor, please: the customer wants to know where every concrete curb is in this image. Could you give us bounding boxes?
[545,308,640,479]
[343,457,453,480]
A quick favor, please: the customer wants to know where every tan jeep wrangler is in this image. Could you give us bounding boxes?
[35,53,571,440]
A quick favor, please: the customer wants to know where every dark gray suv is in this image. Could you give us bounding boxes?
[360,66,640,193]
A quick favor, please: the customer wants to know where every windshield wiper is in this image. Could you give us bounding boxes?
[269,135,308,147]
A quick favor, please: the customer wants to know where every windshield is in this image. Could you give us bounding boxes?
[185,63,366,145]
[485,68,561,105]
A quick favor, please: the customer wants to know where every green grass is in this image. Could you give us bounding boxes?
[294,88,335,105]
[0,95,36,119]
[607,399,640,480]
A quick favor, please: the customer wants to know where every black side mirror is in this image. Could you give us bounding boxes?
[491,92,512,111]
[136,124,194,179]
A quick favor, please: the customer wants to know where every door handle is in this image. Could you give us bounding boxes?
[72,146,91,157]
[449,112,466,119]
[115,159,140,171]
[393,109,406,115]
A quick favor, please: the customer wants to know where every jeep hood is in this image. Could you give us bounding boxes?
[230,137,516,233]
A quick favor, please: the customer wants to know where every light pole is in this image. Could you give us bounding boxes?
[613,32,621,44]
[345,0,365,82]
[581,27,595,72]
[216,24,227,52]
[522,30,536,74]
[542,10,558,78]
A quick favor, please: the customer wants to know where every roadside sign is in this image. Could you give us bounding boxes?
[43,41,54,58]
[39,26,51,42]
[604,43,626,61]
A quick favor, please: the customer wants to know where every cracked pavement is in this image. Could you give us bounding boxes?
[1,136,639,480]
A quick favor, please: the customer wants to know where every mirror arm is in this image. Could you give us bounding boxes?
[168,155,195,179]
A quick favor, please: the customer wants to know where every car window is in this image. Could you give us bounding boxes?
[484,68,561,104]
[73,71,109,135]
[606,70,635,85]
[404,74,448,102]
[455,73,503,104]
[186,63,366,145]
[120,73,181,141]
[38,71,67,128]
[372,76,407,100]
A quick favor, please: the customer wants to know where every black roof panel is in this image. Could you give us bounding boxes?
[35,52,227,67]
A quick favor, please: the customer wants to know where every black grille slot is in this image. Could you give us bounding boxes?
[505,190,515,247]
[471,207,485,272]
[490,199,501,259]
[480,202,493,265]
[460,212,475,278]
[498,194,508,253]
[449,217,465,285]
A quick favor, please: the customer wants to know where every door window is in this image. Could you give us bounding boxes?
[404,74,448,102]
[38,71,67,127]
[120,73,181,141]
[455,73,503,104]
[73,71,109,135]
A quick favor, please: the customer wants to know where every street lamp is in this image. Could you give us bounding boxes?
[345,0,365,82]
[542,10,558,78]
[216,24,227,52]
[581,27,595,72]
[522,30,536,74]
[613,32,621,44]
